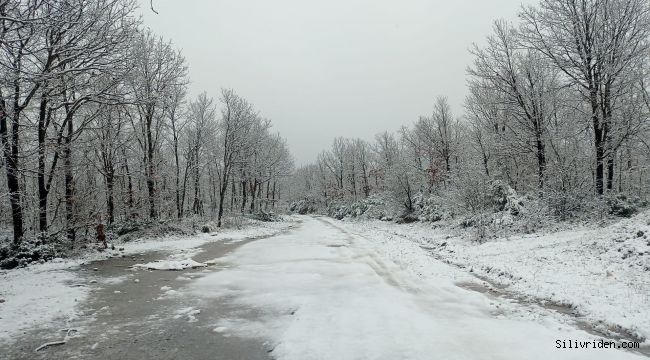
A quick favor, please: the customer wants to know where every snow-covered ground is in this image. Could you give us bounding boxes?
[186,216,645,359]
[3,214,647,358]
[336,211,650,344]
[0,218,296,344]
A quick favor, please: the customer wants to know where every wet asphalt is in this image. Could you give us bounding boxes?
[1,233,279,360]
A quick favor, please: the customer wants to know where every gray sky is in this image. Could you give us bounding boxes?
[138,0,531,164]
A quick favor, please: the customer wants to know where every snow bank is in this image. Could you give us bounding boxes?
[338,210,650,343]
[188,217,643,359]
[117,217,297,256]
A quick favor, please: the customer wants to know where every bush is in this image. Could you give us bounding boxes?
[489,180,523,215]
[327,202,350,220]
[0,237,59,269]
[414,194,449,222]
[114,220,142,236]
[289,198,319,214]
[325,194,391,220]
[606,194,647,218]
[248,211,282,222]
[396,212,419,224]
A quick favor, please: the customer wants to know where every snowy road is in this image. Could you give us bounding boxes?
[2,216,647,359]
[184,217,646,359]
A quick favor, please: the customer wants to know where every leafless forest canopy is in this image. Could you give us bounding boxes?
[1,0,650,259]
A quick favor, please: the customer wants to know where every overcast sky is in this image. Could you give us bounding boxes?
[137,0,532,164]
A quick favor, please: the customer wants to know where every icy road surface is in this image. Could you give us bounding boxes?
[188,217,645,360]
[2,216,646,359]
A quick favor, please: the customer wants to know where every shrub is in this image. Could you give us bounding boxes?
[606,194,647,218]
[289,198,319,214]
[0,237,59,269]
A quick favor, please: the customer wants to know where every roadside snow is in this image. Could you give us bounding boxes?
[119,218,296,256]
[337,211,650,343]
[188,217,644,359]
[0,261,87,343]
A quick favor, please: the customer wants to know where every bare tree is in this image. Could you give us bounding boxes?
[519,0,650,195]
[469,21,559,189]
[129,31,187,219]
[216,89,258,227]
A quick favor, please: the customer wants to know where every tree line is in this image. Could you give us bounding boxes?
[292,0,650,220]
[0,0,293,246]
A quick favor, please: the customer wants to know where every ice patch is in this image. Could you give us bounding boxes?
[174,307,201,322]
[132,259,207,271]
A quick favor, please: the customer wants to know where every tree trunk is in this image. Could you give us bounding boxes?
[37,96,48,234]
[591,88,605,196]
[64,114,75,242]
[265,181,270,211]
[482,152,490,177]
[1,104,24,244]
[146,113,157,219]
[241,179,247,214]
[174,136,181,219]
[230,179,235,212]
[217,166,230,228]
[122,152,135,219]
[192,166,202,216]
[249,180,257,214]
[180,156,191,219]
[106,170,115,225]
[535,129,546,190]
[606,155,615,192]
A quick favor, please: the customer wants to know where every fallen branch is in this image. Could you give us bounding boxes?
[34,328,78,352]
[34,340,66,352]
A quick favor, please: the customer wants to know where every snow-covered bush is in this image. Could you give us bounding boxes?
[326,194,397,221]
[114,220,193,242]
[114,220,143,236]
[489,180,524,215]
[288,198,319,214]
[327,202,351,220]
[247,211,283,222]
[414,193,454,222]
[354,194,392,219]
[606,194,647,218]
[0,236,59,269]
[544,188,590,220]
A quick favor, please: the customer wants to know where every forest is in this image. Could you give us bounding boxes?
[0,0,293,266]
[291,0,650,231]
[2,0,650,265]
